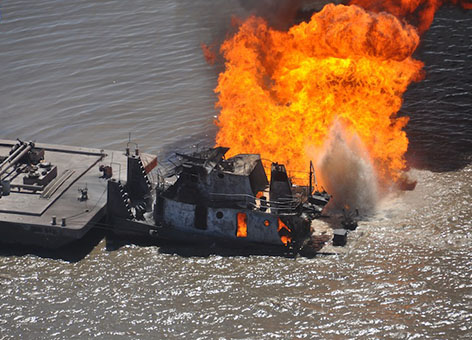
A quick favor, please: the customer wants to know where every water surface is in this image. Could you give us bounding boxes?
[0,1,471,339]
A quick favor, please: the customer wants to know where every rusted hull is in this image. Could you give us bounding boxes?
[159,198,287,247]
[107,215,293,255]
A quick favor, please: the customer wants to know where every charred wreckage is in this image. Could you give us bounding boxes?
[0,139,352,256]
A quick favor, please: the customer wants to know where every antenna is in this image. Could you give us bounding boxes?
[125,133,138,156]
[309,161,317,194]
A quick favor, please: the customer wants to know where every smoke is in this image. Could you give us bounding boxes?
[237,0,316,29]
[200,0,334,66]
[315,121,379,213]
[200,1,311,68]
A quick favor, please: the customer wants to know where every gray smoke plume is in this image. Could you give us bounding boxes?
[237,0,339,28]
[237,0,305,29]
[316,122,379,214]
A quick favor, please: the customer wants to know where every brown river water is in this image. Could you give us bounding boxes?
[0,1,471,339]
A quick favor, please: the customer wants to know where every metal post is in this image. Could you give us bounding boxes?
[309,161,313,194]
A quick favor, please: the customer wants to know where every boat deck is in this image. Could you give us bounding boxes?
[0,139,154,248]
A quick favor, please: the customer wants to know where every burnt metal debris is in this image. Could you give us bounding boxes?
[1,138,354,256]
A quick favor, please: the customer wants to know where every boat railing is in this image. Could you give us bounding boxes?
[209,192,300,212]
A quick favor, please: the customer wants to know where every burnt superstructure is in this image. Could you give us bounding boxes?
[106,146,330,255]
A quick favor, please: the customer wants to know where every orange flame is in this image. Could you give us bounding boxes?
[459,0,472,9]
[236,212,248,237]
[277,218,292,246]
[350,0,472,34]
[214,4,424,185]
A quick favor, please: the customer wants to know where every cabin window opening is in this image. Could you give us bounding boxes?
[277,218,292,246]
[194,206,207,230]
[236,212,247,238]
[216,211,224,219]
[264,219,270,227]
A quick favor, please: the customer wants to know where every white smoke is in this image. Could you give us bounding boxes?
[314,121,379,214]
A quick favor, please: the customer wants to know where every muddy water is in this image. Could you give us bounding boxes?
[0,1,471,339]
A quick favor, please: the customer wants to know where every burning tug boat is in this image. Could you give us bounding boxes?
[107,146,330,255]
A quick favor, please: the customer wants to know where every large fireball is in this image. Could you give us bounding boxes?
[214,4,424,186]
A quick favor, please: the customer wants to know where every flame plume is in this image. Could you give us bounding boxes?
[214,4,424,186]
[350,0,472,34]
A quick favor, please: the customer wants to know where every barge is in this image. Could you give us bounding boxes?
[0,139,156,248]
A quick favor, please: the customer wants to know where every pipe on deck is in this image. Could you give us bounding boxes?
[0,143,33,178]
